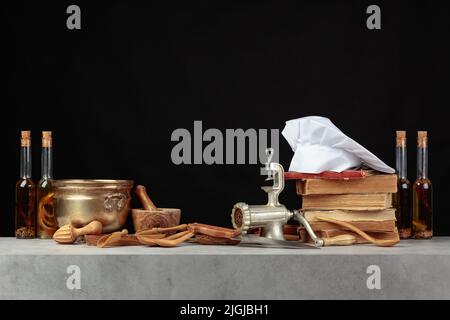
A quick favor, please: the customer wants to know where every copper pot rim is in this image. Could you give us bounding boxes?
[52,179,134,188]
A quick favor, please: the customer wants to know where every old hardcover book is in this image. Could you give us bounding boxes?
[302,193,393,211]
[285,169,368,181]
[313,228,400,244]
[296,173,397,195]
[308,220,396,232]
[304,209,396,222]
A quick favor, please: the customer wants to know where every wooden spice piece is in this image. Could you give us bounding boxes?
[86,223,242,248]
[132,208,181,233]
[135,185,157,210]
[137,230,195,247]
[136,224,188,236]
[315,216,399,247]
[188,223,240,239]
[94,230,143,247]
[53,221,103,244]
[193,234,240,245]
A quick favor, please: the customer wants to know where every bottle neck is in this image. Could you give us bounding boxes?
[20,146,32,179]
[41,146,53,179]
[395,146,407,179]
[417,146,428,179]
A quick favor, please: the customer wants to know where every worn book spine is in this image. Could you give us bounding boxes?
[302,193,393,211]
[308,220,396,232]
[285,170,367,181]
[297,174,397,195]
[304,209,396,222]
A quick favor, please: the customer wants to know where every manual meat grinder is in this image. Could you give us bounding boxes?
[231,149,324,247]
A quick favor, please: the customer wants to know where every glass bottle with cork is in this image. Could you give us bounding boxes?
[15,130,36,238]
[37,131,57,238]
[393,130,412,239]
[412,131,433,239]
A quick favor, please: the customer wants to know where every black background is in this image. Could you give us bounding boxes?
[2,1,450,236]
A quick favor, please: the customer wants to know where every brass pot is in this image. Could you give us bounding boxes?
[52,180,134,233]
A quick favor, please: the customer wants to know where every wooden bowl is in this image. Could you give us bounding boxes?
[131,208,181,232]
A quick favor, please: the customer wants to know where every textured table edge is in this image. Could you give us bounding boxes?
[1,237,450,255]
[1,237,450,300]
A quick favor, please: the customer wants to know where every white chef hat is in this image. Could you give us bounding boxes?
[282,116,395,174]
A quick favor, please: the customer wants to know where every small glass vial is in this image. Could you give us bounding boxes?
[37,131,57,238]
[412,131,433,239]
[393,130,412,239]
[15,131,36,238]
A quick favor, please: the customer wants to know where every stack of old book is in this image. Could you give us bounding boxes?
[298,171,400,244]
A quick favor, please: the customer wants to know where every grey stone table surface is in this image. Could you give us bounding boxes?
[1,237,450,300]
[2,237,450,255]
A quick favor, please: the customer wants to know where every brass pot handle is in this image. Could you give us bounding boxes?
[104,193,127,212]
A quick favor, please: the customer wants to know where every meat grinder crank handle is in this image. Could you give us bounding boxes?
[293,210,324,247]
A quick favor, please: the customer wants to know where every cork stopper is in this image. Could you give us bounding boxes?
[417,131,428,148]
[42,131,52,148]
[396,130,406,147]
[21,130,31,147]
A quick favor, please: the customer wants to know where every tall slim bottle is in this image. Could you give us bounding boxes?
[15,131,36,238]
[412,131,433,239]
[37,131,57,238]
[394,130,412,239]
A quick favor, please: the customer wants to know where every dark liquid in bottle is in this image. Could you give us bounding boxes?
[394,178,412,239]
[412,178,432,239]
[15,178,36,238]
[37,179,57,238]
